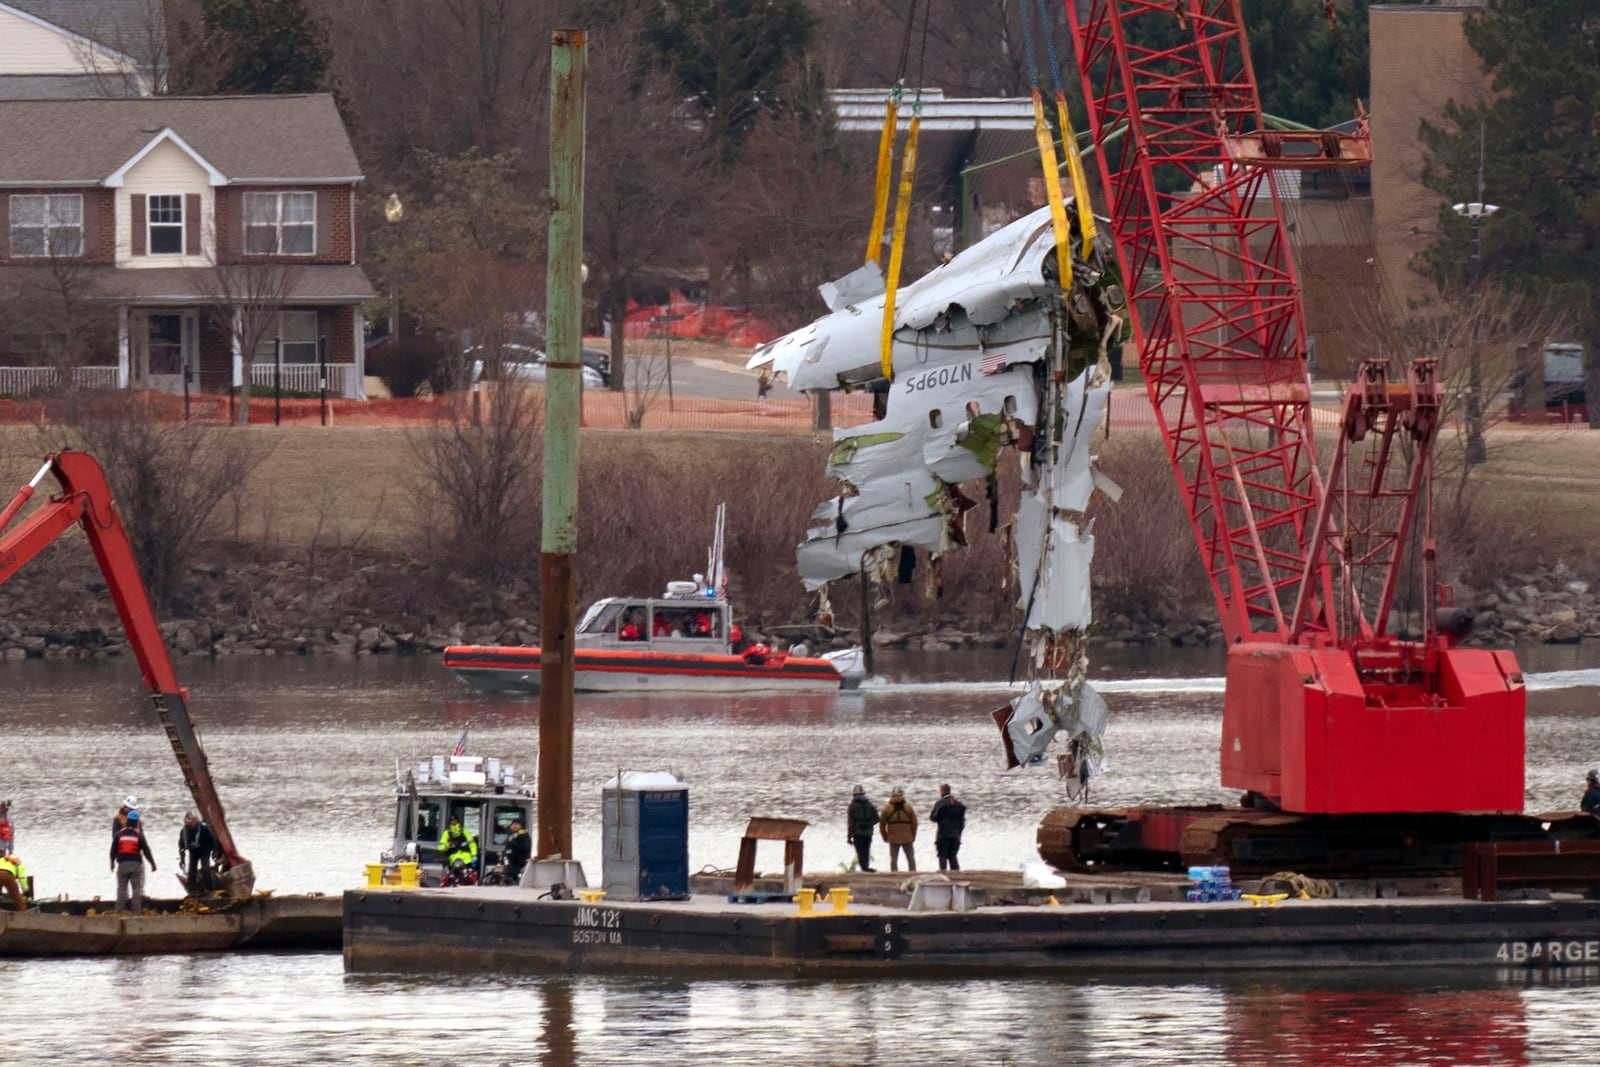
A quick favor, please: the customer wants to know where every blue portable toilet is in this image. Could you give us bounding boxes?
[601,771,689,901]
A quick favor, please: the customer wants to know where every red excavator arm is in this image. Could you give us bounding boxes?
[0,451,254,896]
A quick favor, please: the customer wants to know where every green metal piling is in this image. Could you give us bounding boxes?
[538,28,586,862]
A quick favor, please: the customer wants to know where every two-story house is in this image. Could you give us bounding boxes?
[0,93,374,398]
[0,0,164,98]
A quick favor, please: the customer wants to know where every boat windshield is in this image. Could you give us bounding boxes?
[488,803,527,846]
[578,601,629,634]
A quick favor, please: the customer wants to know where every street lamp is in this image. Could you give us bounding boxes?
[1452,199,1498,466]
[383,194,404,342]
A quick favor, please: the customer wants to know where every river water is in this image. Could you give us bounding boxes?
[5,644,1600,1065]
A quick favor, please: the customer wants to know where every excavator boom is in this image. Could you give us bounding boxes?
[0,451,253,896]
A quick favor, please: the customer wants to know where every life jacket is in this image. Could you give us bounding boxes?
[115,825,144,858]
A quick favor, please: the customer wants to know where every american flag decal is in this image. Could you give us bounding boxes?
[980,351,1008,375]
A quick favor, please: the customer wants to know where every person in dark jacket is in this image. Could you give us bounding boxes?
[1583,769,1600,815]
[846,786,879,872]
[504,820,532,884]
[111,810,156,913]
[930,783,967,871]
[878,788,918,872]
[178,811,220,897]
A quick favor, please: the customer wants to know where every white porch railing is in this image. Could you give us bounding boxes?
[0,366,120,396]
[250,362,360,397]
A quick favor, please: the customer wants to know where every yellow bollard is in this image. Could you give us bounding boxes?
[577,889,607,904]
[828,886,851,915]
[1241,892,1289,908]
[398,862,419,888]
[793,887,816,916]
[365,863,383,887]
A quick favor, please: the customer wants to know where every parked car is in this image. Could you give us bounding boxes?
[469,343,604,389]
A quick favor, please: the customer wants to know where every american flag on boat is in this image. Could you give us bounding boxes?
[980,350,1009,375]
[452,723,470,757]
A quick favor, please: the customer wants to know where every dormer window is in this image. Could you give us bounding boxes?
[244,191,315,255]
[9,194,83,258]
[148,195,184,254]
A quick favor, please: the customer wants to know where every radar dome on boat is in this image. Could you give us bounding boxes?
[665,581,698,598]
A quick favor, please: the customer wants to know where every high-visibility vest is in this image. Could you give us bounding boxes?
[115,826,144,858]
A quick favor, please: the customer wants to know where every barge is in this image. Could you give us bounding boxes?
[342,880,1600,978]
[2,893,340,957]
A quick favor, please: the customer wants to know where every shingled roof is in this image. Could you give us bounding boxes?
[0,94,363,184]
[3,0,164,62]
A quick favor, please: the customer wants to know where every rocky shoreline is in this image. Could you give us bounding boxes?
[1,552,1596,662]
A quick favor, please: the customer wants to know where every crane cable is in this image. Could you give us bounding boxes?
[866,1,924,268]
[1034,0,1099,258]
[1019,0,1074,297]
[876,3,929,382]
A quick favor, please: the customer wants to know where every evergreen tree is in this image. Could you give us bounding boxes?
[177,0,331,95]
[639,0,818,162]
[1419,0,1600,425]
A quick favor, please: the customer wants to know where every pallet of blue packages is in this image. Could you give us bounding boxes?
[727,891,793,904]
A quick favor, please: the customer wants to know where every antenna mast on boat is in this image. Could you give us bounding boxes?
[707,502,726,596]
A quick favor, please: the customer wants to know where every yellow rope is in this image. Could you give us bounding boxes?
[878,112,920,382]
[1031,90,1073,295]
[865,93,900,266]
[1054,92,1099,256]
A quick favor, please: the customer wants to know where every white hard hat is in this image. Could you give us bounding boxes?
[123,795,138,809]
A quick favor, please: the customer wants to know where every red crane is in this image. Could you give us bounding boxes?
[0,451,254,896]
[1039,1,1534,871]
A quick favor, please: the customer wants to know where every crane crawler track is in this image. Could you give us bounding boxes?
[1038,806,1600,879]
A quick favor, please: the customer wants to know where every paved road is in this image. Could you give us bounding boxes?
[603,349,806,402]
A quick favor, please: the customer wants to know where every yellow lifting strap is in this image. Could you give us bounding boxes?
[1031,89,1073,295]
[865,92,901,266]
[1054,93,1099,257]
[878,112,921,382]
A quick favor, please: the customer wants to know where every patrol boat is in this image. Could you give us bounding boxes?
[442,505,866,695]
[373,751,535,888]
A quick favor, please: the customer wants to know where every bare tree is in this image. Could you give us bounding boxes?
[583,16,711,393]
[814,0,1039,96]
[63,0,172,95]
[1346,279,1570,510]
[620,329,678,430]
[189,261,302,425]
[406,378,542,609]
[701,110,867,328]
[323,0,557,183]
[34,394,272,611]
[373,150,547,391]
[0,257,117,423]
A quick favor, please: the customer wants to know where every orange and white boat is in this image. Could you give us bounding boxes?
[443,506,865,695]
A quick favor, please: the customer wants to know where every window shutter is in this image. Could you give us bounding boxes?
[226,188,242,263]
[0,197,9,259]
[185,193,201,256]
[81,191,101,259]
[131,193,146,255]
[315,190,331,256]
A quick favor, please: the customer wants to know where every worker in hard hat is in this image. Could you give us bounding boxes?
[1583,769,1600,816]
[178,811,220,897]
[112,794,138,834]
[0,852,28,911]
[111,809,156,913]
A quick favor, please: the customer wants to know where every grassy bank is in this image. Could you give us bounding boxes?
[1,421,1596,637]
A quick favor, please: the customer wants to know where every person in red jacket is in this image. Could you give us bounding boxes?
[111,809,157,913]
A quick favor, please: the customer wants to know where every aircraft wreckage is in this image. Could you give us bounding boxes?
[750,205,1130,787]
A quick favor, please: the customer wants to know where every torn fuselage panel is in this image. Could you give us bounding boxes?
[770,203,1129,779]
